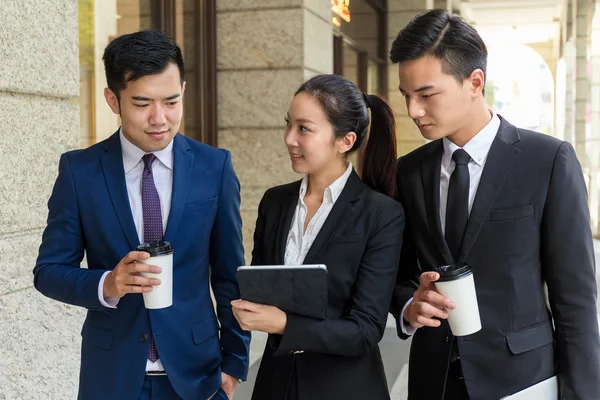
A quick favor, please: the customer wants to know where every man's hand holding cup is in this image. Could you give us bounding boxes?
[404,271,456,329]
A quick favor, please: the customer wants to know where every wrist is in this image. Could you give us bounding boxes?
[272,312,287,334]
[103,272,115,298]
[403,303,413,325]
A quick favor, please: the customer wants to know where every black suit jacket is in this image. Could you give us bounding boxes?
[250,170,404,400]
[391,116,600,400]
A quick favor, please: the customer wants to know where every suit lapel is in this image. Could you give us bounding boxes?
[275,183,300,265]
[302,170,362,265]
[164,134,193,242]
[420,141,454,265]
[460,118,521,260]
[101,131,140,250]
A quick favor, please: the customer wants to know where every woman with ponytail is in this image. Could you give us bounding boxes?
[231,74,404,400]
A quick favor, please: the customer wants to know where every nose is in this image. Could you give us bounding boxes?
[149,104,167,126]
[284,128,297,148]
[406,98,425,120]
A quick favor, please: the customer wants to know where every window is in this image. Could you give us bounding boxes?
[332,0,388,170]
[332,0,387,96]
[77,0,216,148]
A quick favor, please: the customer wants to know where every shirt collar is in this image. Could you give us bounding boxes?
[119,128,174,173]
[442,111,500,168]
[299,162,353,204]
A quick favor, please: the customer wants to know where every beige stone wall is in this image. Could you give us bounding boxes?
[388,0,428,156]
[216,0,332,262]
[0,1,83,398]
[591,4,600,235]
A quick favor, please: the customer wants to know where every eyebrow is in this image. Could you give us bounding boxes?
[286,113,316,125]
[296,118,316,125]
[399,85,435,94]
[131,94,181,101]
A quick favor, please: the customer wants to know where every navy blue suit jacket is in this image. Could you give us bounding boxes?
[34,132,250,399]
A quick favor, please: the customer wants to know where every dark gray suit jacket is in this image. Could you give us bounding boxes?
[391,116,600,400]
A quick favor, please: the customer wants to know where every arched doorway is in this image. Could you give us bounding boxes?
[486,44,555,136]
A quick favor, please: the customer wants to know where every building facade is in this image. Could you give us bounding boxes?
[2,0,598,397]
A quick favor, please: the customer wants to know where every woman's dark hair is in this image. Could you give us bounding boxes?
[295,74,397,198]
[390,9,487,91]
[103,30,184,99]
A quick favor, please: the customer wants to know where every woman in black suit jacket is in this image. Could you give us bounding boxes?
[231,74,405,400]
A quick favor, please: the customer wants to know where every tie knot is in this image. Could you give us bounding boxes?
[142,153,156,170]
[452,149,471,165]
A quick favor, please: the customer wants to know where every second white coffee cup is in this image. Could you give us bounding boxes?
[137,241,174,309]
[434,263,481,336]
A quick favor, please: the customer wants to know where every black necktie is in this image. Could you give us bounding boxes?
[445,149,471,262]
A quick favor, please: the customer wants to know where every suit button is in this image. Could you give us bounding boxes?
[140,333,149,342]
[445,336,449,343]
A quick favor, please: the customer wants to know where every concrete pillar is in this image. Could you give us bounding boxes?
[434,0,450,11]
[575,0,591,163]
[388,0,429,157]
[591,4,600,168]
[216,1,332,260]
[591,1,600,234]
[565,40,576,144]
[0,1,83,398]
[528,41,558,137]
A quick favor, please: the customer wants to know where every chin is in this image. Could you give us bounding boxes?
[290,164,307,175]
[148,135,174,150]
[420,130,446,141]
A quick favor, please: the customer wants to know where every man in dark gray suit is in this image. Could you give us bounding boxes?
[390,9,600,400]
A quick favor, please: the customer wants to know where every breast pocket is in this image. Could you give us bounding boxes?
[489,204,534,222]
[182,197,218,215]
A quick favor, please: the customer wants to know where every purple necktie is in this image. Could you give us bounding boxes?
[141,154,162,363]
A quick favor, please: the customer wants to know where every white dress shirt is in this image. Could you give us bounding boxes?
[401,112,500,335]
[97,129,174,371]
[284,162,353,265]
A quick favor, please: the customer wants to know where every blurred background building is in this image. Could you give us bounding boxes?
[1,0,599,398]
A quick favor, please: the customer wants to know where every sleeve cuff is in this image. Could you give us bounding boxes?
[98,271,119,308]
[220,354,249,381]
[400,298,417,336]
[273,313,314,356]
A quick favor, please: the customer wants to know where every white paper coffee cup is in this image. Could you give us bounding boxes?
[434,263,481,336]
[137,241,174,309]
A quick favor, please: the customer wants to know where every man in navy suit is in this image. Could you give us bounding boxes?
[33,30,250,399]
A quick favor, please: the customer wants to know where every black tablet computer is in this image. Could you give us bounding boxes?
[237,264,328,320]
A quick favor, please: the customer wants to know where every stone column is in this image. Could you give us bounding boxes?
[434,0,449,11]
[0,1,83,398]
[565,40,576,144]
[575,0,591,162]
[216,0,332,260]
[388,0,428,157]
[591,1,600,234]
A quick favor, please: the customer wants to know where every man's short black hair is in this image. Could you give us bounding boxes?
[390,9,487,88]
[103,30,184,98]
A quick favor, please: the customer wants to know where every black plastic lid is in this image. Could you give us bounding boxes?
[434,263,472,282]
[136,241,173,256]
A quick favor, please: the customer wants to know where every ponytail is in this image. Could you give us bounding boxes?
[360,94,397,199]
[294,75,397,198]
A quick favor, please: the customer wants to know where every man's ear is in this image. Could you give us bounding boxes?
[468,69,485,97]
[104,88,120,115]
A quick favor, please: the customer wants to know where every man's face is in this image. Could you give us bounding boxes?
[104,63,185,152]
[398,56,475,141]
